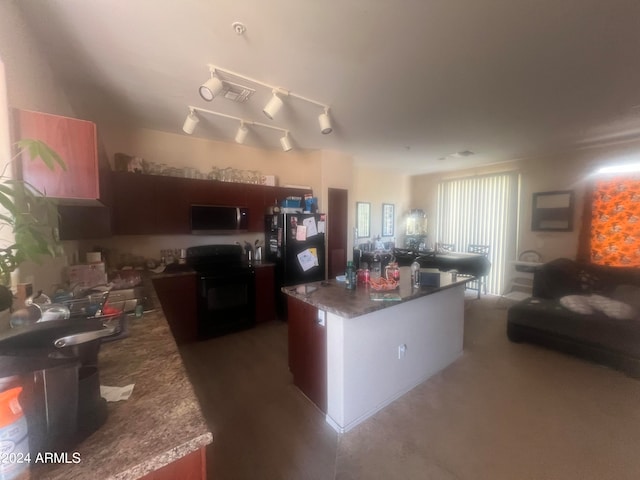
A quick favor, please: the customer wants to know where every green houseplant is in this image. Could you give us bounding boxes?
[0,139,65,310]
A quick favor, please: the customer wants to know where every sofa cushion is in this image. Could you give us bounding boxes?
[612,284,640,312]
[508,298,640,357]
[588,294,636,320]
[559,295,594,315]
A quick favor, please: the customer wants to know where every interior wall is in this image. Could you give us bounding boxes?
[0,1,79,293]
[99,125,325,206]
[411,139,640,263]
[353,165,410,249]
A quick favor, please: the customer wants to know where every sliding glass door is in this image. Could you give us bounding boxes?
[435,172,520,295]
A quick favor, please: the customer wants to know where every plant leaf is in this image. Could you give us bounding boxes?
[16,139,67,171]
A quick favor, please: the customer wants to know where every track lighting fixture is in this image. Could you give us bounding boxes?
[184,106,293,152]
[199,69,224,101]
[280,132,292,152]
[182,109,199,134]
[318,108,332,134]
[197,64,333,135]
[235,122,249,144]
[263,92,284,120]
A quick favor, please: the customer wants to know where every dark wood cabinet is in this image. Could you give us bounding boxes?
[139,447,206,480]
[287,296,327,412]
[14,109,100,200]
[152,274,198,344]
[110,172,312,235]
[254,264,276,323]
[112,172,158,234]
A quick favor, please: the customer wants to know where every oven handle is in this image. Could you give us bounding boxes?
[198,270,255,297]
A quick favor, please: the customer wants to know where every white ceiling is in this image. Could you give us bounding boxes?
[17,0,640,175]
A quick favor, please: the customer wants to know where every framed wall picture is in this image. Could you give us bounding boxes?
[531,190,574,231]
[356,202,371,238]
[382,203,394,237]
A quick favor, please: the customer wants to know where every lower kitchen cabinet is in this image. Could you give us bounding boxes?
[140,447,206,480]
[287,296,327,412]
[152,274,198,344]
[254,264,276,323]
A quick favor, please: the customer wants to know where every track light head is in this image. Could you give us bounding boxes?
[318,109,332,134]
[263,92,283,120]
[235,122,249,144]
[183,110,199,134]
[199,74,224,101]
[280,133,292,152]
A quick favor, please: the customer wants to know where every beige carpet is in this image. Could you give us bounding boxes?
[179,295,640,480]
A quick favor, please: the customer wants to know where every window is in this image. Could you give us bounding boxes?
[356,202,370,238]
[382,203,394,237]
[435,172,519,295]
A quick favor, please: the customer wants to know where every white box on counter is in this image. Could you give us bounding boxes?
[67,262,108,288]
[261,175,277,186]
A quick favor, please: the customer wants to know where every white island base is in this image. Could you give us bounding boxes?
[325,284,464,433]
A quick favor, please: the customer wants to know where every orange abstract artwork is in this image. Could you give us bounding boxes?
[591,176,640,266]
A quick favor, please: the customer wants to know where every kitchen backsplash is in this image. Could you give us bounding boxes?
[76,233,266,269]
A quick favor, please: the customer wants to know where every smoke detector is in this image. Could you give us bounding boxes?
[232,22,247,35]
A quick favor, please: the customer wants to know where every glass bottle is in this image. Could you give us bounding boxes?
[411,261,421,287]
[345,261,356,290]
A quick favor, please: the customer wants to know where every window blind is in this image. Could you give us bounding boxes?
[435,172,519,295]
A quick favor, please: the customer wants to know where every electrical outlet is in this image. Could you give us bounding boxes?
[317,309,326,327]
[398,344,407,359]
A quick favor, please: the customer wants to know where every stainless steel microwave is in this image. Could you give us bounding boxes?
[190,205,249,234]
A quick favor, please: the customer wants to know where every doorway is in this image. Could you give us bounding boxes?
[327,188,348,279]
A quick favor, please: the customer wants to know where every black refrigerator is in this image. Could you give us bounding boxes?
[265,212,327,316]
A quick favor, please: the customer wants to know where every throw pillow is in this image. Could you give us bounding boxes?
[559,295,594,315]
[588,294,636,320]
[611,284,640,313]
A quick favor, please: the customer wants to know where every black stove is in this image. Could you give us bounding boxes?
[187,244,255,338]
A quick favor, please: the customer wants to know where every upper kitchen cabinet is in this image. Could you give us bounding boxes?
[14,109,99,200]
[110,172,314,235]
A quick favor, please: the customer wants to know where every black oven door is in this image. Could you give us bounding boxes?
[196,269,256,338]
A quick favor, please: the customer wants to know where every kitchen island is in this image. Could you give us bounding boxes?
[32,277,213,480]
[283,268,468,433]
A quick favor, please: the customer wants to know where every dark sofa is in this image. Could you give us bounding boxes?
[507,258,640,377]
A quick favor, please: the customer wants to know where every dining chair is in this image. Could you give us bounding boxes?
[435,242,455,253]
[466,244,490,298]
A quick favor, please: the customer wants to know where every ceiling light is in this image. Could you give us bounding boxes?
[280,133,292,152]
[182,109,199,134]
[235,122,248,144]
[185,106,290,150]
[263,92,284,120]
[199,73,224,101]
[597,162,640,174]
[318,108,332,134]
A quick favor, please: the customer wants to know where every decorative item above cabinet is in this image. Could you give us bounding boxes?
[14,109,100,201]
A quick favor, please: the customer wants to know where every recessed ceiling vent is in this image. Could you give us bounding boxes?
[221,80,255,103]
[453,150,475,157]
[439,150,476,160]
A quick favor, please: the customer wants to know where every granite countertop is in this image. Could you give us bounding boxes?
[282,267,469,319]
[33,278,212,480]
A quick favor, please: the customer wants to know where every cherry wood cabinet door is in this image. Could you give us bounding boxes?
[245,184,266,232]
[254,264,276,323]
[287,297,327,412]
[153,176,192,234]
[152,274,198,344]
[14,109,99,199]
[111,172,157,234]
[139,447,206,480]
